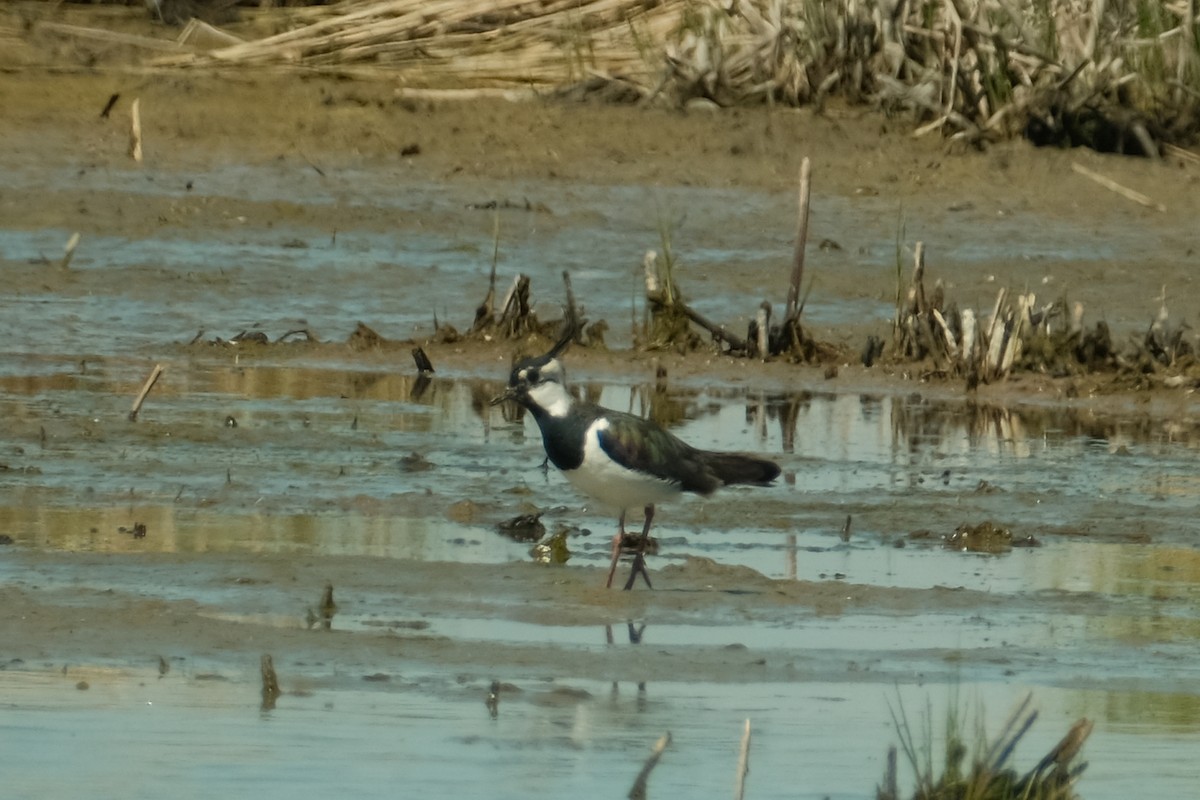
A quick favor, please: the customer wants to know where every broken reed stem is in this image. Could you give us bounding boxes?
[755,302,770,360]
[628,732,671,800]
[489,210,500,293]
[60,232,80,270]
[912,241,927,315]
[411,346,435,374]
[129,364,165,422]
[681,299,752,352]
[129,98,143,163]
[734,718,751,800]
[784,158,812,322]
[1070,162,1166,212]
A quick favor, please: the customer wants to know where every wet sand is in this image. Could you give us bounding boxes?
[3,6,1200,798]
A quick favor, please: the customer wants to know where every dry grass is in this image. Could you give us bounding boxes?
[18,0,1199,148]
[123,0,1200,148]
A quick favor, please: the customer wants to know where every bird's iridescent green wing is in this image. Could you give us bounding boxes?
[594,410,720,495]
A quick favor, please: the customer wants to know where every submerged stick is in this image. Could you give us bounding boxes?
[319,581,338,624]
[129,98,143,163]
[260,654,281,710]
[879,745,898,800]
[628,732,671,800]
[784,158,812,322]
[734,718,751,800]
[129,364,165,421]
[485,679,500,719]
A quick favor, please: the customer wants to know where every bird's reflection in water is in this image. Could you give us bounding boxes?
[605,621,649,711]
[606,620,646,645]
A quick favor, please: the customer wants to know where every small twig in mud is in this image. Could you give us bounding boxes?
[99,92,119,119]
[411,346,435,374]
[628,732,671,800]
[734,719,751,800]
[1071,162,1166,212]
[129,364,165,422]
[60,232,80,270]
[129,98,143,163]
[299,150,326,177]
[260,654,281,711]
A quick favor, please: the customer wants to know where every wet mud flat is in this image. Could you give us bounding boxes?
[2,51,1200,797]
[4,347,1200,798]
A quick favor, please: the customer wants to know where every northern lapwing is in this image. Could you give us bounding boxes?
[491,335,780,590]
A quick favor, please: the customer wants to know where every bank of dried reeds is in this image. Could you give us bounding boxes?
[892,239,1199,387]
[136,0,1200,148]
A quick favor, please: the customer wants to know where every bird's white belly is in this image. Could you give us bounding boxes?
[563,425,680,511]
[564,461,679,511]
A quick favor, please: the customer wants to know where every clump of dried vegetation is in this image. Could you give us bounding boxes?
[879,694,1092,800]
[127,0,1199,151]
[891,238,1200,388]
[621,695,1091,800]
[25,1,1199,150]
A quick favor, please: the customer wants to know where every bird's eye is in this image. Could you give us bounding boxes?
[525,368,540,383]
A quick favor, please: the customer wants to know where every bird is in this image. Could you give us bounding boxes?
[491,332,780,590]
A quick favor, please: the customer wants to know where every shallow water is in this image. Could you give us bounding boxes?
[0,159,1179,359]
[4,363,1200,795]
[4,157,1200,798]
[4,665,1199,800]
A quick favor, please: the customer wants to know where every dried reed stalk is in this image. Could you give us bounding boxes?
[129,363,164,422]
[129,98,143,163]
[784,158,812,323]
[628,732,671,800]
[60,232,81,270]
[1070,162,1168,212]
[734,718,751,800]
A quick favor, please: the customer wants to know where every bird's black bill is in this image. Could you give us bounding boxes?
[489,388,517,406]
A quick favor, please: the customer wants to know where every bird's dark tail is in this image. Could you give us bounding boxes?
[703,452,781,486]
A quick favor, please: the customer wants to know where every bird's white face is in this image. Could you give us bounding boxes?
[515,358,573,417]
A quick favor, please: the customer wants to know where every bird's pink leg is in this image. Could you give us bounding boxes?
[605,509,627,588]
[623,504,655,591]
